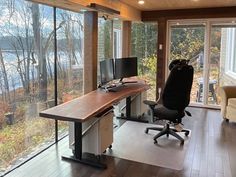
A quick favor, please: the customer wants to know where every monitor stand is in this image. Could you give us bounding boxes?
[99,78,138,92]
[99,84,117,92]
[119,78,138,85]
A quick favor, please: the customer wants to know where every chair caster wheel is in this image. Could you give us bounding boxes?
[145,129,149,134]
[154,140,158,144]
[185,132,189,136]
[109,145,112,149]
[180,141,184,145]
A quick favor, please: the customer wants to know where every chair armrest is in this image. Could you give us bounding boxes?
[143,100,157,123]
[143,100,157,113]
[143,100,157,107]
[220,86,236,118]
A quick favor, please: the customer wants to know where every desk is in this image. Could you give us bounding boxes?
[40,81,149,168]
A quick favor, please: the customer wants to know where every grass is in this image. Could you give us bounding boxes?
[0,118,55,171]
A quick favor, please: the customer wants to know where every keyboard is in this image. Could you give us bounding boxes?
[107,85,125,92]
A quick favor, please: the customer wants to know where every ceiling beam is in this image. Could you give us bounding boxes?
[142,6,236,21]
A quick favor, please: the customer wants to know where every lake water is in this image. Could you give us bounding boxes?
[1,50,83,92]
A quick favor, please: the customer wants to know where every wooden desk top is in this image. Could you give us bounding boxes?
[39,82,149,123]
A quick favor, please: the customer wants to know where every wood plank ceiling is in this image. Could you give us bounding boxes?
[121,0,236,11]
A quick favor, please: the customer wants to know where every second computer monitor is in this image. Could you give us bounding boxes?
[100,59,114,85]
[114,57,138,80]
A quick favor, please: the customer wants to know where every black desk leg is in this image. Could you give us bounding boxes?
[62,122,107,169]
[74,122,82,159]
[126,96,131,118]
[117,96,148,123]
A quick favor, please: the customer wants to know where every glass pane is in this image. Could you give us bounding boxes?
[97,18,112,84]
[98,18,112,61]
[113,20,122,58]
[131,22,158,100]
[169,24,205,104]
[56,9,84,137]
[210,25,236,105]
[0,1,55,174]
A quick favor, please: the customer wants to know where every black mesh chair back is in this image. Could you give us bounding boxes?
[162,63,194,111]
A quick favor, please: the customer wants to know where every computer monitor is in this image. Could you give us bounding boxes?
[100,59,114,85]
[114,57,138,81]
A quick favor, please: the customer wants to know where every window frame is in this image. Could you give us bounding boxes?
[225,28,236,78]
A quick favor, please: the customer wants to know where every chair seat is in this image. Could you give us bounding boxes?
[154,105,185,122]
[228,98,236,109]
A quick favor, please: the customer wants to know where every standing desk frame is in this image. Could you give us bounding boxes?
[40,82,149,169]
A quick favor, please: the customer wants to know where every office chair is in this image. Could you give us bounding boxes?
[144,59,194,145]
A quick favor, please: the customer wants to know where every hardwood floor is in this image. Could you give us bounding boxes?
[4,107,236,177]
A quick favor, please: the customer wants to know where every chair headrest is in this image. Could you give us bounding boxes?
[169,59,190,71]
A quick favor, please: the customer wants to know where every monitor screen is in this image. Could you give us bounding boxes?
[100,59,114,85]
[114,57,138,80]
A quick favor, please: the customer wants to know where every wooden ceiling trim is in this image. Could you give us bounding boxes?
[142,6,236,21]
[29,0,141,21]
[121,0,236,11]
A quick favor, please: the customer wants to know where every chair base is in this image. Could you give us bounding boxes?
[145,124,189,145]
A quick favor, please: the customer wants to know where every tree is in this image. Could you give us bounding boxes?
[0,1,34,97]
[0,49,10,102]
[31,4,65,101]
[170,27,205,61]
[131,22,158,100]
[31,4,47,101]
[131,22,157,75]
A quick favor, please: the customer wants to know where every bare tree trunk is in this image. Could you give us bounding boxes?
[11,76,16,102]
[0,75,4,101]
[13,44,26,92]
[25,27,31,95]
[46,54,53,80]
[0,49,11,103]
[144,24,148,58]
[31,4,47,102]
[64,16,73,87]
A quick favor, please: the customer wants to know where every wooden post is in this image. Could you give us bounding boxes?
[156,18,167,101]
[122,21,132,57]
[83,11,98,94]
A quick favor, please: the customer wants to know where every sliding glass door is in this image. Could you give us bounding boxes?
[168,22,206,105]
[168,19,236,107]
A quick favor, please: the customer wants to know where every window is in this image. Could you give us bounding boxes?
[113,20,122,58]
[98,18,113,61]
[0,1,55,173]
[56,9,84,137]
[131,22,158,100]
[225,28,236,77]
[168,23,205,104]
[97,18,113,85]
[0,1,85,175]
